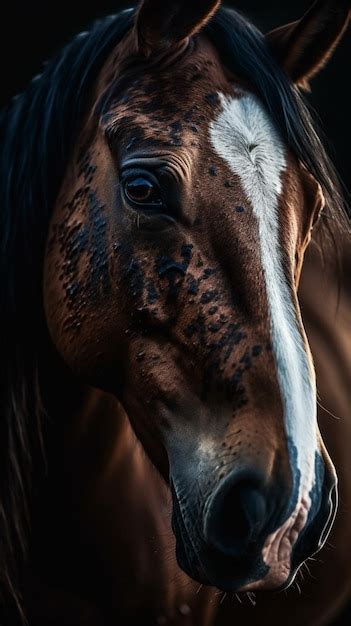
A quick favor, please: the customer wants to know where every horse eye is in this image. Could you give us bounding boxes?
[124,177,161,205]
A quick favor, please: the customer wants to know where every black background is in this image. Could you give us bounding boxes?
[0,2,350,624]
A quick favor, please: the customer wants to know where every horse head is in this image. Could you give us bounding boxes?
[43,0,349,593]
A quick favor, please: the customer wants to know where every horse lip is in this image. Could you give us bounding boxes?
[318,480,338,549]
[289,476,338,582]
[170,480,210,583]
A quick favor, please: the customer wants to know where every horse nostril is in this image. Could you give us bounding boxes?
[204,472,267,558]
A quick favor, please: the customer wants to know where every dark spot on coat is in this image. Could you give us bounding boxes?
[180,244,193,267]
[126,258,145,299]
[146,280,158,304]
[200,290,218,304]
[205,93,219,107]
[202,268,216,279]
[240,349,252,370]
[185,323,197,338]
[155,252,190,300]
[170,121,182,133]
[208,322,222,333]
[187,277,199,295]
[252,345,262,357]
[86,189,110,298]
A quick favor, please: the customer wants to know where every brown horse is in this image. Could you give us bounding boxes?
[0,1,350,625]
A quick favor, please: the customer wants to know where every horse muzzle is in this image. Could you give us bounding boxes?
[170,461,337,592]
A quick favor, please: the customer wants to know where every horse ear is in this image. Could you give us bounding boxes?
[266,0,350,89]
[135,0,221,56]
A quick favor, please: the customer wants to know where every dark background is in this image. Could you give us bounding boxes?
[0,2,350,624]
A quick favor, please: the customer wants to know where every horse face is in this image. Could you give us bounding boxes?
[44,16,337,594]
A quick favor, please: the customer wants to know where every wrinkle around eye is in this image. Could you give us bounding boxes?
[120,151,194,188]
[159,151,194,186]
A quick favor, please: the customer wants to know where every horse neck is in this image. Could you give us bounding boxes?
[35,355,217,622]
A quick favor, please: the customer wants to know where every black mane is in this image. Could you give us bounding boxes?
[0,3,348,617]
[0,8,134,615]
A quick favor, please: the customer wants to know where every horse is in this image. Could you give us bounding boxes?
[1,1,350,624]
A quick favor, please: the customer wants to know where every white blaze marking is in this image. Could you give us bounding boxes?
[209,92,317,502]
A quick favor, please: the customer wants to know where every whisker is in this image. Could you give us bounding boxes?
[246,592,256,606]
[316,399,341,420]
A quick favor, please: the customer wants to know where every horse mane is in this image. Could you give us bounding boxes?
[0,8,134,616]
[0,2,348,618]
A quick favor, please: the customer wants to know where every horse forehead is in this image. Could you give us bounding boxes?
[99,36,241,140]
[209,92,287,193]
